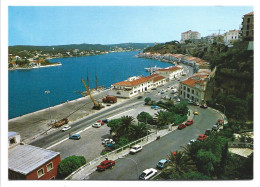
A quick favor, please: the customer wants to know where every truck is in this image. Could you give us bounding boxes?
[102,95,117,103]
[54,118,68,128]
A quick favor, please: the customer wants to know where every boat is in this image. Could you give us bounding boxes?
[144,65,160,73]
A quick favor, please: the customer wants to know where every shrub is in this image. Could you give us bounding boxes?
[57,155,86,179]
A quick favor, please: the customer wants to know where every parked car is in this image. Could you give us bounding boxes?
[139,168,158,180]
[137,96,143,99]
[102,119,110,123]
[193,111,199,115]
[61,125,71,132]
[102,147,115,152]
[204,129,212,136]
[97,120,105,125]
[151,105,157,109]
[188,139,197,145]
[161,91,165,94]
[193,102,200,106]
[197,134,207,141]
[96,160,115,171]
[178,123,186,130]
[185,120,194,126]
[156,159,170,169]
[217,119,223,125]
[130,145,142,154]
[200,104,208,109]
[176,98,180,102]
[154,106,161,110]
[69,134,81,140]
[212,125,219,131]
[102,138,115,145]
[92,123,101,128]
[187,99,193,104]
[151,87,157,90]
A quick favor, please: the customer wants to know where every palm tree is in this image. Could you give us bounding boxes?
[120,115,135,135]
[129,122,148,140]
[168,150,196,177]
[154,111,174,128]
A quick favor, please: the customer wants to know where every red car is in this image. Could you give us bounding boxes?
[185,120,194,126]
[97,120,105,125]
[217,119,223,125]
[178,124,186,130]
[97,160,115,171]
[197,134,208,141]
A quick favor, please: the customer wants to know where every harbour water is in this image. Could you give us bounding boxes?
[8,51,172,119]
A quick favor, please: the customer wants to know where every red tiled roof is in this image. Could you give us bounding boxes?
[113,76,150,87]
[147,74,165,82]
[244,11,254,16]
[182,78,205,87]
[156,66,182,72]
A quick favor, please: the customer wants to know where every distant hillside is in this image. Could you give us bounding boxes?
[9,43,155,54]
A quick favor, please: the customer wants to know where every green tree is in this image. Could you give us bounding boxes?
[120,115,134,135]
[196,150,217,176]
[57,155,86,179]
[129,122,148,140]
[144,97,152,104]
[154,111,174,127]
[137,112,154,124]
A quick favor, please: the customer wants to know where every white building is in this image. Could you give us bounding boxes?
[155,66,184,81]
[110,74,166,98]
[180,30,201,43]
[179,71,211,104]
[224,30,240,45]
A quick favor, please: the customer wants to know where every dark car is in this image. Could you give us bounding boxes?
[102,119,110,123]
[96,160,115,171]
[137,96,143,99]
[178,124,186,130]
[200,104,208,109]
[185,120,194,126]
[204,129,211,136]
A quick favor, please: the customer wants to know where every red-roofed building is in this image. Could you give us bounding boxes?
[179,71,211,103]
[110,74,166,98]
[180,30,201,43]
[155,66,184,80]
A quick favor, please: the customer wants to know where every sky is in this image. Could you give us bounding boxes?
[9,6,254,46]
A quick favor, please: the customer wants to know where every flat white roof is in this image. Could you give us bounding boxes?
[9,144,60,175]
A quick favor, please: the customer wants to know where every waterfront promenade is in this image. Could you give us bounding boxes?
[8,89,123,144]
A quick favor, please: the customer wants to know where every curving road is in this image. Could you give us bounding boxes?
[87,106,221,180]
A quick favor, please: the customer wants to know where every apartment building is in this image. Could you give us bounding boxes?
[240,11,254,41]
[179,71,211,104]
[180,30,201,43]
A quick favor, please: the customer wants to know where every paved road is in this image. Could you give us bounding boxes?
[87,106,221,180]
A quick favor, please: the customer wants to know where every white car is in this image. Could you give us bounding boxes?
[188,139,197,145]
[139,168,158,180]
[102,138,115,145]
[92,123,101,128]
[130,145,142,154]
[61,125,71,132]
[176,98,180,102]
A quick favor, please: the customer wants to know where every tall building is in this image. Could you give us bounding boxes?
[240,11,254,41]
[180,30,201,43]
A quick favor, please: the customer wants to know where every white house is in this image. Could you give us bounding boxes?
[224,30,240,45]
[110,74,166,98]
[155,66,184,81]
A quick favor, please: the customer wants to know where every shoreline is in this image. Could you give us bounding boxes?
[8,63,62,71]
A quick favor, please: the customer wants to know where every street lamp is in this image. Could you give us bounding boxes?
[45,90,52,124]
[118,156,139,179]
[216,103,226,121]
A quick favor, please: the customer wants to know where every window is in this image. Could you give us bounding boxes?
[192,90,194,94]
[187,94,190,98]
[184,86,186,90]
[47,162,53,172]
[50,176,55,180]
[37,168,45,178]
[187,88,190,92]
[246,31,249,36]
[9,138,16,145]
[247,18,250,23]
